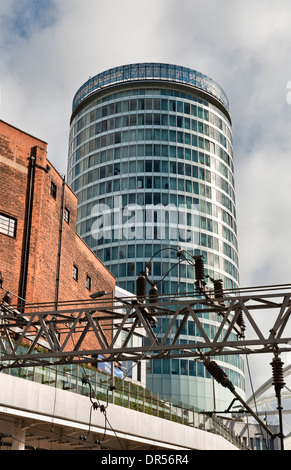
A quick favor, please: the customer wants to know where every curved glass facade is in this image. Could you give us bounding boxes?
[67,63,244,410]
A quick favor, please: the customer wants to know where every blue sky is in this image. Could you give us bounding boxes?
[0,0,56,46]
[1,0,291,398]
[9,0,56,38]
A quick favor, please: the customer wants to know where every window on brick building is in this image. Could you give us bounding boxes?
[86,275,91,290]
[73,264,78,281]
[50,181,57,199]
[64,207,70,224]
[0,213,17,238]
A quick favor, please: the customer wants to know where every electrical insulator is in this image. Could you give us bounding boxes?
[236,311,246,337]
[195,256,205,283]
[148,284,158,327]
[149,284,159,312]
[271,356,285,393]
[203,357,235,392]
[213,279,224,299]
[136,273,147,303]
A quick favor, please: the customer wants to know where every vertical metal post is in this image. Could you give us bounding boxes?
[271,356,285,450]
[276,389,284,450]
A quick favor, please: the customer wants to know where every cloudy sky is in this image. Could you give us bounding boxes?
[1,0,291,401]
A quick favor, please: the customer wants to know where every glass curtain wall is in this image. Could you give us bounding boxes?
[67,64,244,410]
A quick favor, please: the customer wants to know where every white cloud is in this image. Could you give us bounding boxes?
[0,0,173,172]
[236,144,291,285]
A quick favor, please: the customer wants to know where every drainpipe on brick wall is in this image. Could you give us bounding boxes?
[18,146,50,312]
[18,148,36,312]
[55,176,66,310]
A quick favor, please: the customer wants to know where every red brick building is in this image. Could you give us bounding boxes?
[0,120,115,337]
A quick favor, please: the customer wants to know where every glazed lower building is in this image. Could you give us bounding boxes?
[67,63,245,410]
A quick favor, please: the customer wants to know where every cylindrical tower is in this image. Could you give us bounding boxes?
[67,63,244,410]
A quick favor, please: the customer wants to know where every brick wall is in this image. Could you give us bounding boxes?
[0,120,45,301]
[0,120,115,349]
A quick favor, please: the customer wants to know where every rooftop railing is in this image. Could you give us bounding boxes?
[72,63,229,112]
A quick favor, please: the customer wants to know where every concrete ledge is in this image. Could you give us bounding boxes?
[0,373,238,450]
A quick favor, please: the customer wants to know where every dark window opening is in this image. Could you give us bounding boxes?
[86,275,91,290]
[64,207,70,223]
[73,264,78,281]
[51,181,57,199]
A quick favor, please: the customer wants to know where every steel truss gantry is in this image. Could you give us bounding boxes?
[1,283,291,370]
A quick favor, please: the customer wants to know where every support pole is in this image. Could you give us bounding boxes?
[271,356,285,450]
[11,421,26,450]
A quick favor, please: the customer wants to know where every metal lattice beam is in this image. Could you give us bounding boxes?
[1,285,291,369]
